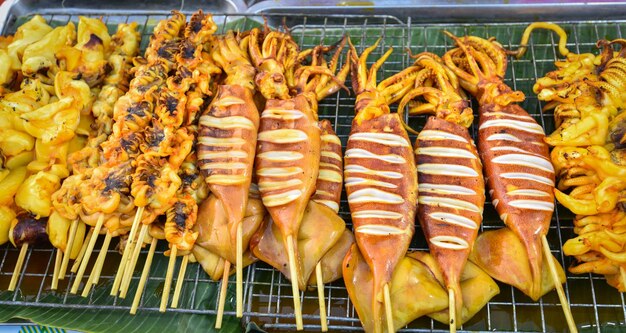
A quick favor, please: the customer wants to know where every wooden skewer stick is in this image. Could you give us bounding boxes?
[8,244,29,291]
[620,266,626,292]
[120,224,149,298]
[70,215,104,294]
[448,288,456,333]
[287,235,303,330]
[541,236,577,333]
[159,246,178,313]
[59,220,79,279]
[81,232,112,297]
[236,223,243,317]
[92,232,112,285]
[383,283,394,333]
[130,237,158,315]
[315,263,328,332]
[71,228,94,273]
[111,206,144,296]
[215,260,231,329]
[51,249,62,290]
[171,254,189,308]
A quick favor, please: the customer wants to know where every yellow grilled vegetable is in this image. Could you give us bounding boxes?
[15,170,61,217]
[0,166,27,205]
[0,205,15,245]
[7,15,52,71]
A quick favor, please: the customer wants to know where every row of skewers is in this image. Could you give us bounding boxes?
[2,12,623,333]
[516,23,626,292]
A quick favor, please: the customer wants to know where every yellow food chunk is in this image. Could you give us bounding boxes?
[0,166,27,205]
[0,205,15,245]
[15,170,61,217]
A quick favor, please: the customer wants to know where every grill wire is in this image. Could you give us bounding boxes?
[0,11,626,332]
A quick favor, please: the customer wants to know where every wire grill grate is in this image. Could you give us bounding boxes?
[1,11,625,332]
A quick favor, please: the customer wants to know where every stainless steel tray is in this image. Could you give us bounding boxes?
[0,1,625,332]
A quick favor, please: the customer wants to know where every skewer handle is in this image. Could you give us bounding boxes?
[51,249,62,290]
[215,260,231,329]
[383,283,394,333]
[81,232,112,297]
[159,246,178,313]
[236,223,243,317]
[315,263,328,332]
[448,288,457,333]
[59,220,79,279]
[287,235,303,330]
[541,236,577,333]
[71,228,94,273]
[70,215,104,294]
[8,243,29,291]
[130,238,158,315]
[111,207,144,296]
[171,254,189,308]
[120,224,149,298]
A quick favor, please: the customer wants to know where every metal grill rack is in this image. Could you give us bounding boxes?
[1,9,626,332]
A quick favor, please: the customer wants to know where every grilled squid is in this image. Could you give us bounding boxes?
[396,52,488,326]
[443,32,565,300]
[343,38,418,333]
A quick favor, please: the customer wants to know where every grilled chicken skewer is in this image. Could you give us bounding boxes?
[442,32,576,332]
[343,38,419,333]
[396,52,483,331]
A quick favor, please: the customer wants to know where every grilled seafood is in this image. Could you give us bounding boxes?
[443,32,561,301]
[396,52,484,326]
[251,120,352,289]
[343,38,418,333]
[9,211,49,247]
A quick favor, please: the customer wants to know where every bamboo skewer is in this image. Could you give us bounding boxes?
[120,224,148,298]
[160,245,177,312]
[81,232,112,297]
[315,263,328,332]
[215,260,231,329]
[287,235,303,330]
[541,236,577,333]
[448,289,456,333]
[130,237,158,315]
[71,228,94,273]
[59,220,79,279]
[51,249,62,290]
[71,215,104,294]
[171,254,189,309]
[383,283,394,333]
[111,206,144,295]
[8,244,29,291]
[236,223,243,317]
[620,266,626,293]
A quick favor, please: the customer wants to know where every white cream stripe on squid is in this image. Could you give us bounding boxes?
[345,148,406,164]
[419,196,482,213]
[348,188,404,204]
[344,164,403,179]
[500,172,554,187]
[486,133,522,142]
[261,109,304,120]
[418,163,479,177]
[199,115,255,129]
[429,235,469,250]
[353,210,403,219]
[428,212,478,230]
[257,129,308,144]
[349,132,410,147]
[256,167,303,177]
[416,146,477,159]
[345,177,397,189]
[492,154,555,173]
[356,225,411,236]
[479,118,546,134]
[506,189,551,197]
[418,183,476,196]
[321,134,342,145]
[418,130,469,143]
[508,199,554,211]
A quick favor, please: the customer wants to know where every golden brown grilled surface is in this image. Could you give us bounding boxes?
[415,116,485,320]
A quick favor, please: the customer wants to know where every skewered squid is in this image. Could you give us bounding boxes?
[342,38,419,333]
[251,30,348,329]
[396,52,488,327]
[442,32,565,301]
[251,120,353,289]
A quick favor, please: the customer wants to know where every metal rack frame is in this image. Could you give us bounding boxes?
[0,9,625,332]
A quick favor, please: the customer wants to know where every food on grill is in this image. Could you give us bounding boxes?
[443,31,576,331]
[196,27,258,322]
[396,51,490,329]
[518,23,626,293]
[342,38,419,333]
[253,31,348,330]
